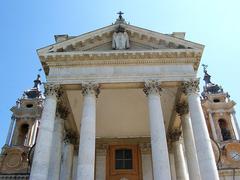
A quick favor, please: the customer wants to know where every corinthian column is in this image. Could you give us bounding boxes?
[48,104,68,180]
[182,79,219,180]
[169,130,189,180]
[60,131,77,180]
[143,80,171,180]
[30,83,61,180]
[176,102,201,180]
[77,82,99,180]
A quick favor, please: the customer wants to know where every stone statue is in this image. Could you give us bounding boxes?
[112,26,130,50]
[33,74,42,90]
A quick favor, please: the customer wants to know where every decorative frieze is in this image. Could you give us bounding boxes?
[182,78,200,95]
[81,82,100,97]
[176,102,189,116]
[143,80,162,96]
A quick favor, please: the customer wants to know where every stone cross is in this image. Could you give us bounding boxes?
[117,11,124,20]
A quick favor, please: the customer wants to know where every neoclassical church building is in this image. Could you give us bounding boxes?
[0,13,240,180]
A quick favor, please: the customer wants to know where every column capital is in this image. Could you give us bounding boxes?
[56,103,69,120]
[44,83,62,97]
[176,102,189,116]
[139,142,151,153]
[143,80,162,96]
[182,78,200,95]
[168,130,182,142]
[64,131,78,145]
[81,82,100,97]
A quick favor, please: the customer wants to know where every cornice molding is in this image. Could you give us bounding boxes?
[40,50,201,75]
[37,23,204,55]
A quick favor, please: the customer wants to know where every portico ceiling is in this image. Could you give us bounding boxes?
[67,87,178,137]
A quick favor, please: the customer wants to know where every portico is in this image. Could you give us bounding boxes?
[29,15,220,180]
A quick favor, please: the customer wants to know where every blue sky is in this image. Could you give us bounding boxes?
[0,0,240,147]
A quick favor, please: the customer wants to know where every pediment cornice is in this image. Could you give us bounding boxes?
[37,24,204,55]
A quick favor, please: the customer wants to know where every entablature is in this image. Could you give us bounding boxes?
[40,49,202,75]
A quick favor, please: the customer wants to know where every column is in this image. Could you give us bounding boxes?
[143,80,171,180]
[176,102,201,180]
[231,111,240,140]
[48,104,66,180]
[28,120,39,146]
[5,115,15,145]
[10,120,20,146]
[209,111,218,141]
[182,79,219,180]
[30,83,60,180]
[169,130,189,180]
[77,82,99,180]
[60,131,76,180]
[24,120,35,146]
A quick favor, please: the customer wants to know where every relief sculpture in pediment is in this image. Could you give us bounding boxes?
[112,26,130,50]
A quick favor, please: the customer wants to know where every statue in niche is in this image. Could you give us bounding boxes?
[112,26,130,50]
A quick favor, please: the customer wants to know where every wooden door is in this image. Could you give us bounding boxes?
[106,145,142,180]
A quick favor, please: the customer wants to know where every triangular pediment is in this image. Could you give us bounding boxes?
[37,23,204,55]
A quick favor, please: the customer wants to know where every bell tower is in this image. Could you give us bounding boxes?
[201,65,240,172]
[0,75,43,178]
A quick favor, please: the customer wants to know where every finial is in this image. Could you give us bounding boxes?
[115,11,126,24]
[202,64,208,73]
[117,11,124,20]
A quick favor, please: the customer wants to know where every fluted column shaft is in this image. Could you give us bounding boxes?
[143,80,171,180]
[169,130,189,180]
[77,82,99,180]
[30,84,60,180]
[176,103,201,180]
[183,79,219,180]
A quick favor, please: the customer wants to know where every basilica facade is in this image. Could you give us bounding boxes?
[0,14,240,180]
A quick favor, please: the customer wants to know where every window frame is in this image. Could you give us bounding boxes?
[108,145,139,176]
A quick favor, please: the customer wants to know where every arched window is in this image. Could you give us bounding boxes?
[17,124,29,146]
[218,119,231,141]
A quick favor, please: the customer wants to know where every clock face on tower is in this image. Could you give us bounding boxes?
[229,150,240,161]
[225,143,240,163]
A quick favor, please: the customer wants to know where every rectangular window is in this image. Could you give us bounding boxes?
[115,149,133,169]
